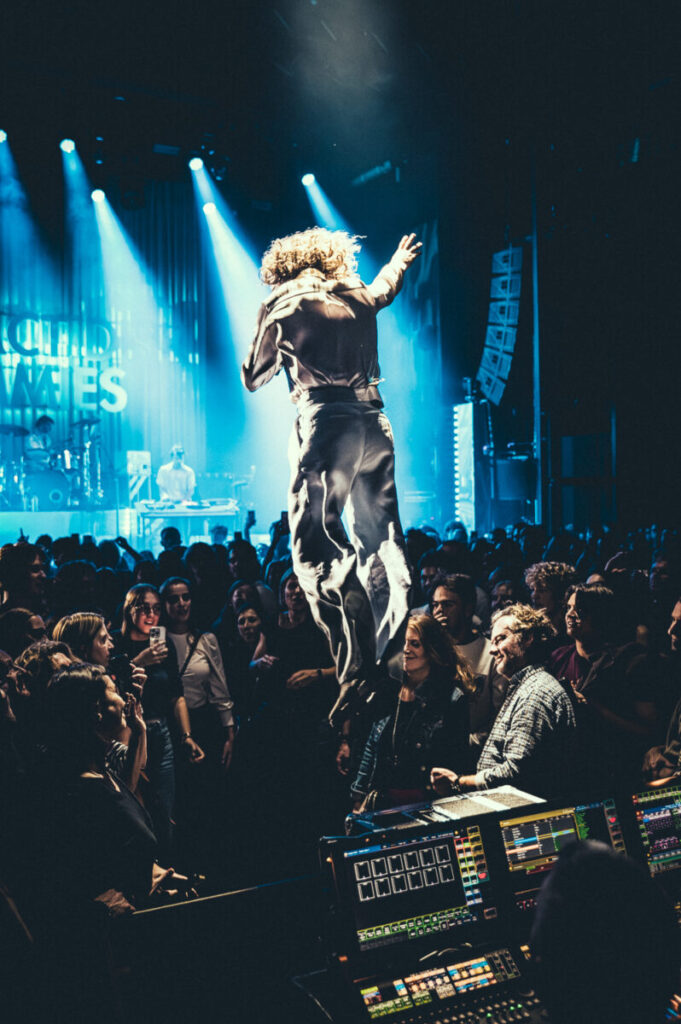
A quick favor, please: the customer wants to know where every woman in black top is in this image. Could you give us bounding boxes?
[350,615,474,813]
[112,584,204,857]
[32,664,185,1022]
[46,663,157,905]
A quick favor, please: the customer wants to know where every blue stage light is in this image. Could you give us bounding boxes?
[189,157,204,171]
[0,131,7,144]
[301,173,316,187]
[60,139,76,154]
[91,189,105,203]
[190,165,290,524]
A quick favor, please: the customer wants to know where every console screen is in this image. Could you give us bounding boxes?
[632,786,681,883]
[342,826,498,953]
[356,948,521,1019]
[499,799,626,914]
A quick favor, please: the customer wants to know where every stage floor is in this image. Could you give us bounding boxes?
[0,508,139,547]
[0,503,255,552]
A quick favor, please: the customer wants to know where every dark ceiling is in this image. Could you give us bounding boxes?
[4,1,679,203]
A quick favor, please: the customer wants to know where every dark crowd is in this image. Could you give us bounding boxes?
[1,516,681,1019]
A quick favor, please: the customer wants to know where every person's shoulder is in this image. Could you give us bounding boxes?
[197,630,219,651]
[268,273,328,305]
[457,633,488,654]
[522,666,568,699]
[548,643,576,671]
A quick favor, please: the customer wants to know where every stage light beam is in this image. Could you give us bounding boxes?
[189,157,204,171]
[60,139,76,153]
[301,172,315,186]
[190,163,292,523]
[0,131,7,144]
[91,189,105,203]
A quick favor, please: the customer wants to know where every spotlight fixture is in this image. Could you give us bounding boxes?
[189,157,204,171]
[0,130,7,144]
[91,189,106,203]
[60,139,76,153]
[203,202,216,214]
[301,173,315,187]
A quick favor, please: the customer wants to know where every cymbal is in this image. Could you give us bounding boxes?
[0,424,29,436]
[71,417,101,428]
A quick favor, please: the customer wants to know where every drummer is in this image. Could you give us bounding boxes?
[24,415,55,471]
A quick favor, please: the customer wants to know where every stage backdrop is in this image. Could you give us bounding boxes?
[1,177,444,525]
[0,181,206,504]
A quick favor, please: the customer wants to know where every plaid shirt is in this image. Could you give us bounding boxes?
[476,665,576,798]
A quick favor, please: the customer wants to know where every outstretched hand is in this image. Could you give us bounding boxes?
[430,766,458,796]
[393,233,422,266]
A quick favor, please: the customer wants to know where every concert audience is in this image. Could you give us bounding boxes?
[1,519,681,1016]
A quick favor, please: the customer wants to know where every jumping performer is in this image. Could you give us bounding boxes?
[242,228,421,721]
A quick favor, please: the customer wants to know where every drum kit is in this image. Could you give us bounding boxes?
[0,417,105,511]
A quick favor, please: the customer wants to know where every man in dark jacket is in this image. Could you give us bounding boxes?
[242,228,421,723]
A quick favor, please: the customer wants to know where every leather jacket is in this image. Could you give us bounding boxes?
[241,254,409,407]
[350,676,469,801]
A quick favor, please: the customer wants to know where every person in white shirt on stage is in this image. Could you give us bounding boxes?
[156,444,196,503]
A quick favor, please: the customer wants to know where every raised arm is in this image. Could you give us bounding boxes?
[365,233,422,307]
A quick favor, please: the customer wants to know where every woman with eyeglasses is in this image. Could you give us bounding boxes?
[113,584,204,858]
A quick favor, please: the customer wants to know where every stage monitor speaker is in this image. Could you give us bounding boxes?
[496,457,536,502]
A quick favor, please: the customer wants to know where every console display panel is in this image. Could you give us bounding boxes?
[632,786,681,908]
[499,799,626,914]
[356,948,521,1020]
[340,826,498,954]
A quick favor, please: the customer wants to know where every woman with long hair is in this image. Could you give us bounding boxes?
[225,597,278,723]
[53,611,147,790]
[112,584,204,858]
[160,577,235,770]
[160,577,236,868]
[52,612,114,668]
[349,614,474,814]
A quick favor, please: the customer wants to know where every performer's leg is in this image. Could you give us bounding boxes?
[345,408,412,663]
[288,402,377,689]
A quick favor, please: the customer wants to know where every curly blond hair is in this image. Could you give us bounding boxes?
[259,227,361,285]
[491,602,557,659]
